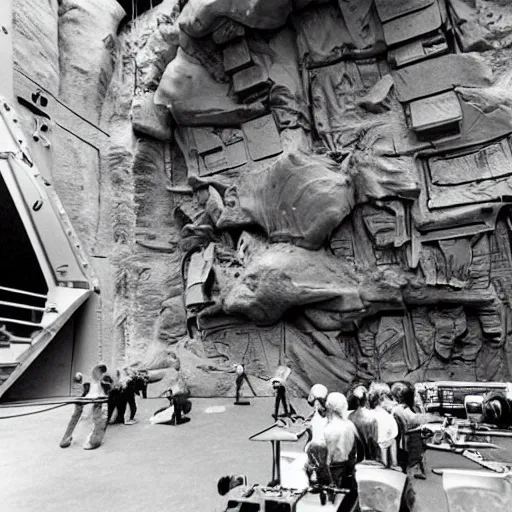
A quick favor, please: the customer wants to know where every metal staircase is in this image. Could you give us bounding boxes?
[0,1,104,399]
[0,95,95,399]
[0,286,45,386]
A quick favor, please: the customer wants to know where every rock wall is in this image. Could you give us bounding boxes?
[12,0,126,367]
[11,0,512,397]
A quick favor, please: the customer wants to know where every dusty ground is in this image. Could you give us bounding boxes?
[0,397,504,512]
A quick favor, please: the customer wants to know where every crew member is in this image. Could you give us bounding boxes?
[271,366,296,420]
[304,384,329,484]
[150,383,192,425]
[324,392,358,487]
[234,364,256,405]
[391,381,429,478]
[369,384,400,471]
[370,382,397,413]
[348,385,379,461]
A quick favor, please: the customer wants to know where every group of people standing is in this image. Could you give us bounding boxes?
[304,381,434,487]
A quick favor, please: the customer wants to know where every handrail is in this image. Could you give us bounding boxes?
[0,286,47,299]
[0,317,41,327]
[0,300,45,312]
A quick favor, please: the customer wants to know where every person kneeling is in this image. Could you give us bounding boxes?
[150,388,192,425]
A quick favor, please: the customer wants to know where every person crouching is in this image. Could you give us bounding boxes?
[150,382,192,425]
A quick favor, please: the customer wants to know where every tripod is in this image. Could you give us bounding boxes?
[235,365,257,405]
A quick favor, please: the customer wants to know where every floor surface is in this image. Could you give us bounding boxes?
[0,397,505,512]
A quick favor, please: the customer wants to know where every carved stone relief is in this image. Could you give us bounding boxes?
[123,0,512,395]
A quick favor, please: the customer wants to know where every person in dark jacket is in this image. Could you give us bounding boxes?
[391,381,437,479]
[348,385,379,461]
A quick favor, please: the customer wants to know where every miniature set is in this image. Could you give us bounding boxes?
[2,1,512,511]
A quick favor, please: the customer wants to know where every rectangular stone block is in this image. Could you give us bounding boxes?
[223,38,252,75]
[408,90,462,133]
[428,137,512,186]
[241,114,282,161]
[232,64,270,98]
[388,35,448,68]
[200,139,247,175]
[380,1,442,47]
[192,128,248,175]
[363,210,398,248]
[192,128,223,155]
[375,0,434,23]
[427,174,512,210]
[393,54,492,103]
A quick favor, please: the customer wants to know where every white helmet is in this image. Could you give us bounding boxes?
[308,384,328,405]
[326,392,348,418]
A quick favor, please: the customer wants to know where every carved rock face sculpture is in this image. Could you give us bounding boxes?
[123,0,512,395]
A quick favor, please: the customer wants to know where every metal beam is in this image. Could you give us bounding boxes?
[0,318,41,328]
[0,301,46,312]
[0,286,47,300]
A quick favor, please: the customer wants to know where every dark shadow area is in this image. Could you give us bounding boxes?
[2,319,74,401]
[0,173,47,335]
[116,0,165,33]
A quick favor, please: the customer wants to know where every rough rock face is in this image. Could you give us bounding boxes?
[217,151,355,250]
[154,47,266,126]
[178,0,304,36]
[11,0,512,397]
[13,0,60,94]
[223,242,406,326]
